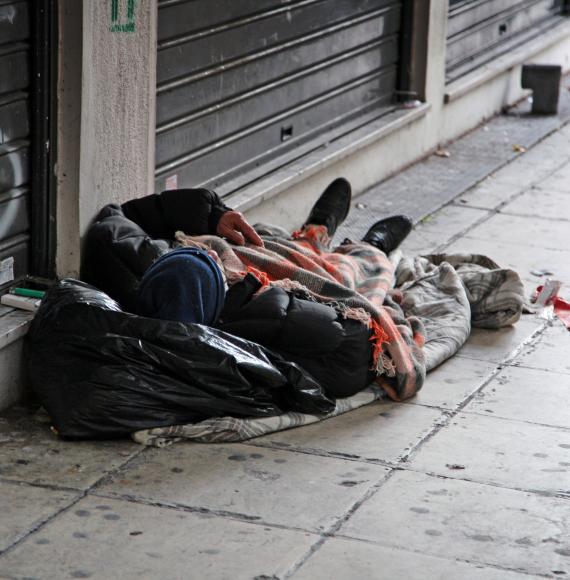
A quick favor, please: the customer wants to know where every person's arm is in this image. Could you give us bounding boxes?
[122,188,228,239]
[122,188,263,246]
[81,204,170,311]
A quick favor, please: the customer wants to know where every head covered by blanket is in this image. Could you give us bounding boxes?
[135,248,226,325]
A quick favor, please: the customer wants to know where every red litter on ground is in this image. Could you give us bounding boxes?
[533,282,570,329]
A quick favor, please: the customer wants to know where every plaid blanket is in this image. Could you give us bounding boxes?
[175,225,426,402]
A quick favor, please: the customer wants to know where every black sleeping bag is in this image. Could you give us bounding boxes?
[26,279,335,440]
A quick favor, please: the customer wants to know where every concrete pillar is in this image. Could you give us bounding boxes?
[56,0,158,277]
[78,0,157,235]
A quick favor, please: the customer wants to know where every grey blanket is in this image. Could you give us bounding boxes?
[396,252,525,370]
[133,252,524,447]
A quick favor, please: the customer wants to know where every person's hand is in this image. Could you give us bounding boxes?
[217,211,264,247]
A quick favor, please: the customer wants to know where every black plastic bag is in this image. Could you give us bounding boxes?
[26,279,334,439]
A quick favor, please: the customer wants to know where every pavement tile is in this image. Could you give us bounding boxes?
[408,356,497,410]
[453,177,523,210]
[514,321,570,375]
[462,213,570,253]
[292,536,542,580]
[455,315,544,363]
[0,409,139,489]
[553,158,570,174]
[536,164,570,193]
[400,206,490,254]
[484,159,549,188]
[0,496,316,580]
[96,444,388,532]
[252,402,443,462]
[408,412,570,494]
[489,140,570,186]
[0,481,78,553]
[465,365,570,429]
[443,236,570,294]
[399,232,439,256]
[501,188,570,221]
[339,471,570,578]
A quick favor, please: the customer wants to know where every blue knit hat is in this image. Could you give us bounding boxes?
[135,248,226,325]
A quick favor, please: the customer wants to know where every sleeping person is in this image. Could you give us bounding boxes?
[82,179,424,401]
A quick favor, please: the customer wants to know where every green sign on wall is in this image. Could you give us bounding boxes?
[111,0,136,33]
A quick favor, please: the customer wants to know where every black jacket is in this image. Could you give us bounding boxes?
[82,189,374,397]
[219,275,374,397]
[81,188,230,312]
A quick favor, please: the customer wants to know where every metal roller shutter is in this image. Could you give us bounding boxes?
[0,0,31,287]
[446,0,568,83]
[156,0,403,193]
[0,0,52,290]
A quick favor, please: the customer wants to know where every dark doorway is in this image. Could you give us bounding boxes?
[0,0,55,291]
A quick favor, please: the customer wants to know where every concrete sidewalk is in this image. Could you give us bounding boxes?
[1,119,570,579]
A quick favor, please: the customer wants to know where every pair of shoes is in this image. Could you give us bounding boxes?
[304,178,413,252]
[362,215,413,254]
[304,178,352,237]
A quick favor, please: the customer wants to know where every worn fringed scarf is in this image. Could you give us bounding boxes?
[175,225,426,401]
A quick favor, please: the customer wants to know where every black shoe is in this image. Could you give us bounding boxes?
[304,178,352,237]
[362,215,413,254]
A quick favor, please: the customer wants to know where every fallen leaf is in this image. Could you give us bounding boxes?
[512,144,527,153]
[435,149,450,158]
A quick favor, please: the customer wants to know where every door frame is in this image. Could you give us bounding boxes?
[397,0,431,103]
[30,0,56,279]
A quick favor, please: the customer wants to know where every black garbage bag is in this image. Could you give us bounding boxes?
[26,279,334,440]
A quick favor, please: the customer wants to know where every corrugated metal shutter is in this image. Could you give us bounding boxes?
[156,0,403,193]
[446,0,567,83]
[0,0,31,287]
